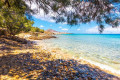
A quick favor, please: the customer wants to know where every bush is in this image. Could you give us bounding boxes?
[0,28,7,36]
[31,27,44,33]
[40,29,44,33]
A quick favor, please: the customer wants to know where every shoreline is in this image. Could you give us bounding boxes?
[79,57,120,77]
[0,35,120,79]
[33,39,120,78]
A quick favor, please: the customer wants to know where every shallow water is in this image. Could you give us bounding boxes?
[38,34,120,71]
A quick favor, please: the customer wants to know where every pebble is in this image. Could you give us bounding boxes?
[0,47,119,80]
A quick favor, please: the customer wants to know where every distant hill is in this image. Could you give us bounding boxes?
[45,29,71,34]
[46,29,58,33]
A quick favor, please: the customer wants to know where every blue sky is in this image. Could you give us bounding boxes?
[32,16,120,34]
[26,1,101,34]
[32,16,98,34]
[28,2,120,34]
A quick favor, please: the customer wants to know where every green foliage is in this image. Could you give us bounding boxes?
[0,0,120,34]
[0,0,34,35]
[31,27,44,33]
[24,0,120,33]
[35,27,41,32]
[24,20,34,32]
[40,29,44,33]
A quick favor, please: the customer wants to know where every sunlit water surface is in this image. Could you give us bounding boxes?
[38,34,120,70]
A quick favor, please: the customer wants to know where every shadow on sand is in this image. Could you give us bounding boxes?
[0,36,34,55]
[0,52,119,80]
[0,36,119,79]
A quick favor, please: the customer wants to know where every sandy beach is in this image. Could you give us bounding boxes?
[0,35,120,80]
[1,0,120,79]
[34,39,120,78]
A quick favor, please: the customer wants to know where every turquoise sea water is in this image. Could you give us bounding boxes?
[41,34,120,70]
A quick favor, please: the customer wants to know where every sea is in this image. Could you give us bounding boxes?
[37,34,120,74]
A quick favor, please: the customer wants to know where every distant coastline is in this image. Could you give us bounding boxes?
[45,29,72,35]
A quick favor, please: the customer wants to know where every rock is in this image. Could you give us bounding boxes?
[26,75,33,78]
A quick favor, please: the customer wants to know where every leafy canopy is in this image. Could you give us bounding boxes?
[0,0,34,35]
[31,27,44,33]
[1,0,120,33]
[25,0,120,33]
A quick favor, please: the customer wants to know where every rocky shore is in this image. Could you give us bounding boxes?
[17,32,57,40]
[0,35,120,80]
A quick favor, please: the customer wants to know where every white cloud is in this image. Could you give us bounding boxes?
[63,22,67,24]
[110,4,114,7]
[33,11,56,22]
[59,26,62,28]
[25,1,70,24]
[40,25,44,28]
[86,26,99,34]
[115,11,120,14]
[25,1,56,22]
[66,6,75,12]
[61,28,68,31]
[86,26,120,34]
[77,29,80,31]
[103,27,120,34]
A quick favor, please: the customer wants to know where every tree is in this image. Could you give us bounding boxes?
[0,0,34,35]
[23,0,120,33]
[40,29,44,33]
[30,27,44,33]
[24,20,34,32]
[1,0,120,33]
